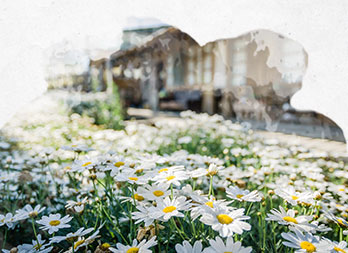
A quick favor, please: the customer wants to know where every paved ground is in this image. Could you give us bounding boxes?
[127,107,348,158]
[4,91,347,158]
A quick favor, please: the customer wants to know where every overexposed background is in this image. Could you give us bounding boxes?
[1,0,348,148]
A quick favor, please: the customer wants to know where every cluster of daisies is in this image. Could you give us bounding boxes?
[1,102,348,252]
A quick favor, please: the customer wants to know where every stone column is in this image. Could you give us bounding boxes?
[148,61,159,111]
[105,59,113,95]
[202,85,214,115]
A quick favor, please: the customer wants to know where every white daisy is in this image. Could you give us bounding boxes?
[116,169,149,185]
[15,204,46,220]
[190,195,231,220]
[0,213,18,229]
[71,230,100,252]
[137,183,170,201]
[17,234,53,253]
[70,158,98,172]
[109,236,157,253]
[50,227,95,243]
[266,206,316,232]
[150,196,191,222]
[203,236,252,253]
[200,207,251,237]
[281,229,333,252]
[275,187,315,206]
[175,240,204,253]
[65,196,88,214]
[154,167,189,186]
[36,213,72,234]
[132,204,156,227]
[226,186,262,202]
[324,240,348,253]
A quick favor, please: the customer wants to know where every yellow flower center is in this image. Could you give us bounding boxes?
[128,177,138,181]
[34,243,42,250]
[217,214,234,224]
[334,247,346,253]
[291,195,299,200]
[163,206,177,213]
[82,162,92,167]
[166,175,175,181]
[101,243,111,250]
[114,161,125,167]
[153,190,164,197]
[339,188,345,192]
[337,219,348,227]
[29,211,38,218]
[205,201,213,208]
[236,194,244,199]
[64,166,71,171]
[74,239,85,250]
[136,169,143,173]
[159,168,168,173]
[300,241,316,253]
[206,169,217,176]
[133,194,144,201]
[283,216,298,224]
[126,247,139,253]
[49,220,61,226]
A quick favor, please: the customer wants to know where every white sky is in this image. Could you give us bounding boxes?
[1,0,348,149]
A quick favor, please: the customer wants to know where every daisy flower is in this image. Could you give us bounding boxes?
[70,158,98,172]
[191,163,224,178]
[0,213,18,229]
[275,187,315,206]
[150,196,191,222]
[323,208,348,228]
[175,240,204,253]
[104,156,128,176]
[325,240,348,253]
[116,169,149,185]
[203,236,252,253]
[137,183,170,201]
[61,144,94,153]
[281,229,333,252]
[71,230,100,252]
[200,207,251,237]
[132,204,156,226]
[154,167,189,186]
[226,186,262,202]
[16,234,53,253]
[65,196,88,214]
[15,204,46,220]
[36,213,72,234]
[109,237,157,253]
[266,206,316,232]
[190,195,231,220]
[50,227,95,243]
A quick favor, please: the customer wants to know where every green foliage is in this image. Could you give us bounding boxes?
[70,84,124,130]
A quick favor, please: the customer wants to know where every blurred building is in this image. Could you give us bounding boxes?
[88,22,344,141]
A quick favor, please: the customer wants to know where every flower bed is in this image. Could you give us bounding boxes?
[0,110,348,252]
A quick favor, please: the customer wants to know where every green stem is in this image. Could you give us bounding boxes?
[171,218,187,240]
[31,218,40,247]
[246,202,253,216]
[208,176,214,197]
[2,229,7,250]
[102,206,129,243]
[171,184,174,199]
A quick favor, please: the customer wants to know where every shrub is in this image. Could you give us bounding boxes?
[69,84,124,130]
